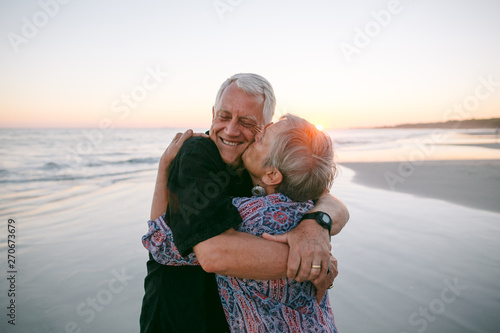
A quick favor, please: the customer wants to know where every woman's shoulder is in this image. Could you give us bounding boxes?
[233,194,313,215]
[232,194,314,236]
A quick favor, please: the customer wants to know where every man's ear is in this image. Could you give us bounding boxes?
[261,168,282,187]
[212,107,215,120]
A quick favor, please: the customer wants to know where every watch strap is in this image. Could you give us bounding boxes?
[301,212,332,234]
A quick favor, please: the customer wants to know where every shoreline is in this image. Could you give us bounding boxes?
[339,159,500,213]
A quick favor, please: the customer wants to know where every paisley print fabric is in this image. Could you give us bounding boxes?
[142,193,337,332]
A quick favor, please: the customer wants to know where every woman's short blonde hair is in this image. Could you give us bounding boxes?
[263,114,336,202]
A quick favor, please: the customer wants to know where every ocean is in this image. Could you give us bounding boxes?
[2,127,495,188]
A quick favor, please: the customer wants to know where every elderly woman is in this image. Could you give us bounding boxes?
[143,114,338,332]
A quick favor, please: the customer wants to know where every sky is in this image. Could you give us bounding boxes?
[1,0,499,129]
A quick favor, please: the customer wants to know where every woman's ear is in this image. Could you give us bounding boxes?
[261,168,283,186]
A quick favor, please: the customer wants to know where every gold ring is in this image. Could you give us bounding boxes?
[311,265,321,269]
[328,283,334,289]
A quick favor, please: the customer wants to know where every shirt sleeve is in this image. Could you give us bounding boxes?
[141,216,199,266]
[166,137,243,257]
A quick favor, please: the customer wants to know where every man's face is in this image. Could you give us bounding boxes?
[210,83,265,167]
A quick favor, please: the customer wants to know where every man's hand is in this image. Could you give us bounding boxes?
[262,219,330,282]
[313,253,338,303]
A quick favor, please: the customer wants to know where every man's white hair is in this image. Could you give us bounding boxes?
[214,73,276,125]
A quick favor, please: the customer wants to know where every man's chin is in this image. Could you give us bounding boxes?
[221,155,243,168]
[220,146,247,164]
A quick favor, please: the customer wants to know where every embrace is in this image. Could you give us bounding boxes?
[140,73,349,332]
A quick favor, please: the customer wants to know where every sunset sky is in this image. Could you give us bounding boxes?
[1,0,499,129]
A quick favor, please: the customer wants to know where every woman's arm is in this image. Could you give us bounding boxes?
[150,130,207,219]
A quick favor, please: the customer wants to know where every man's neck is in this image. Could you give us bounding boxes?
[230,162,246,176]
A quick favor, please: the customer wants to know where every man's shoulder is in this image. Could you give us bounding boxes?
[172,135,224,170]
[178,136,217,156]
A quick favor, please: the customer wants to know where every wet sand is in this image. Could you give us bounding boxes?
[339,159,500,213]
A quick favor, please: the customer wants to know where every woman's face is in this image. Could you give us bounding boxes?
[242,120,287,181]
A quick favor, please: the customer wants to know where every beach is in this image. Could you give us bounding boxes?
[1,128,499,332]
[340,159,500,213]
[329,164,500,333]
[329,130,500,332]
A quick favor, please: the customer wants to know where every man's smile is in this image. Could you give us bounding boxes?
[220,138,241,146]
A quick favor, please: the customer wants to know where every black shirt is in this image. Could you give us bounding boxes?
[166,136,253,256]
[140,136,252,333]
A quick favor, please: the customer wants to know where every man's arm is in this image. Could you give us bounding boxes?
[312,193,350,236]
[194,228,338,304]
[261,193,349,281]
[193,194,346,303]
[194,228,338,280]
[194,228,289,279]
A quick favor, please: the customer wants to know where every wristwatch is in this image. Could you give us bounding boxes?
[300,212,332,234]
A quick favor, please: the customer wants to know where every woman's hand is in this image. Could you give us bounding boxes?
[159,130,208,168]
[150,129,208,219]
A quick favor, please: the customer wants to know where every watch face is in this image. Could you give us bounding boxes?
[321,214,331,223]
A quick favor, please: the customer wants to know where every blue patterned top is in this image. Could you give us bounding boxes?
[142,193,337,332]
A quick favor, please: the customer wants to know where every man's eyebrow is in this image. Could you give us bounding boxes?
[217,109,231,115]
[239,115,258,123]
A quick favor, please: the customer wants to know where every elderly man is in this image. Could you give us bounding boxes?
[140,73,349,332]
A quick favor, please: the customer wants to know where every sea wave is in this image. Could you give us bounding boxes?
[110,157,158,165]
[85,157,158,168]
[42,162,66,170]
[0,168,155,184]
